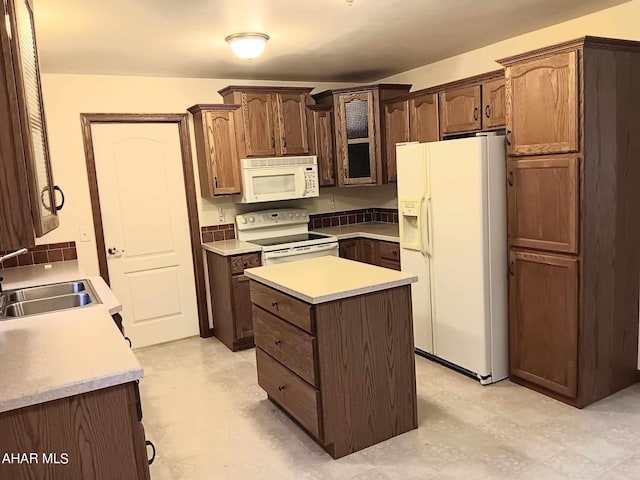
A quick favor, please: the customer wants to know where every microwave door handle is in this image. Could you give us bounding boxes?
[264,244,338,259]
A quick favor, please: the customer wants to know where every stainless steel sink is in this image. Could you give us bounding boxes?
[7,281,86,302]
[4,293,94,317]
[0,279,101,319]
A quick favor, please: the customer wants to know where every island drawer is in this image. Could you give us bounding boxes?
[250,281,313,333]
[254,306,317,386]
[256,348,322,440]
[230,253,261,274]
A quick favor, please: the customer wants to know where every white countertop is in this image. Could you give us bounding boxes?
[202,239,262,256]
[0,261,142,413]
[244,256,417,304]
[312,222,400,243]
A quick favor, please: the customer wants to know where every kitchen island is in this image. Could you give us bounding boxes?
[244,256,418,458]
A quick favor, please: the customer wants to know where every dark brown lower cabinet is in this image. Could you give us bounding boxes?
[206,250,261,351]
[509,250,578,399]
[339,238,400,270]
[0,382,151,480]
[251,281,417,458]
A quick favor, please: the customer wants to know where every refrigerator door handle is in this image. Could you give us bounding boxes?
[425,197,434,257]
[420,196,432,257]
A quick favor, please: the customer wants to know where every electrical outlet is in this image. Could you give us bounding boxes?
[218,207,225,222]
[79,228,91,242]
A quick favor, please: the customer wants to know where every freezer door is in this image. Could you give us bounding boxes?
[397,142,433,353]
[428,137,492,377]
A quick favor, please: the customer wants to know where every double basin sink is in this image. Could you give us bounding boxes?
[0,280,100,319]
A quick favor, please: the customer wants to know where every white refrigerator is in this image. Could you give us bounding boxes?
[396,135,508,385]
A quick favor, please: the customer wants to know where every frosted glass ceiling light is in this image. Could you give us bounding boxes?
[225,33,270,60]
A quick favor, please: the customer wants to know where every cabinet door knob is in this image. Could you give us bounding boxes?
[214,176,218,188]
[271,301,278,309]
[473,107,479,121]
[507,171,514,187]
[509,261,515,276]
[278,385,286,392]
[271,137,275,148]
[344,167,348,179]
[485,105,491,119]
[282,137,287,148]
[506,130,513,146]
[274,339,282,347]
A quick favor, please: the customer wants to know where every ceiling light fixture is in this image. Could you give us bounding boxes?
[225,32,270,60]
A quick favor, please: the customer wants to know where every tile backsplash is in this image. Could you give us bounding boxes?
[0,242,78,268]
[201,224,236,243]
[309,208,399,229]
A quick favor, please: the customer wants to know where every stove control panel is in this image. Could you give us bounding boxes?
[236,209,309,230]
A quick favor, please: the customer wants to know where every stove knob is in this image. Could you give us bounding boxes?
[294,212,301,218]
[239,217,247,224]
[248,216,255,223]
[288,212,294,219]
[301,211,307,217]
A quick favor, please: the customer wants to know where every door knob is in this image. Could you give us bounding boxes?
[107,247,124,256]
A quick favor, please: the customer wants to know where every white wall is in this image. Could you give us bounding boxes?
[380,0,640,88]
[39,74,399,275]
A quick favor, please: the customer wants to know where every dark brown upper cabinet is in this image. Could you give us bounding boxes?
[482,77,506,129]
[383,98,410,183]
[188,104,243,197]
[219,86,313,158]
[439,85,481,134]
[0,0,60,250]
[307,105,335,187]
[505,50,579,156]
[409,92,439,143]
[313,84,411,187]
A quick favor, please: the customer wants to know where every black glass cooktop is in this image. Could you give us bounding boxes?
[251,233,331,247]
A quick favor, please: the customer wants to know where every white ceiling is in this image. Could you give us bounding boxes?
[34,0,629,82]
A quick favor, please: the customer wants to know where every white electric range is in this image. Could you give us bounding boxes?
[236,209,338,266]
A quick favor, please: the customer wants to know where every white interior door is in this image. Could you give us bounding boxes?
[92,123,199,348]
[428,137,492,377]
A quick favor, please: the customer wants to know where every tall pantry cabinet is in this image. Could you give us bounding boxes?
[499,37,640,408]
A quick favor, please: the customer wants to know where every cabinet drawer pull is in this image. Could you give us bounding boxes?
[271,301,278,309]
[274,339,282,346]
[278,385,286,392]
[473,107,479,121]
[54,186,65,211]
[146,440,156,465]
[485,105,491,118]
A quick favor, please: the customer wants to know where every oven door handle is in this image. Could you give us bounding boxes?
[263,243,338,259]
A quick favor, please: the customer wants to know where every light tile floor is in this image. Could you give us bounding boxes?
[135,337,640,480]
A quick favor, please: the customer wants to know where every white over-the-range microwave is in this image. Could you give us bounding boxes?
[238,155,320,203]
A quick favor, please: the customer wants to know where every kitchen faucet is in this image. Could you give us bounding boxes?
[0,248,28,293]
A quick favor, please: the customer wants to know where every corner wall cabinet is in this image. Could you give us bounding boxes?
[314,84,412,186]
[499,36,640,408]
[218,86,314,158]
[0,0,61,250]
[188,104,243,197]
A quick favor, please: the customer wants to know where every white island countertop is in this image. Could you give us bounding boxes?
[244,256,417,304]
[0,261,142,413]
[312,222,399,243]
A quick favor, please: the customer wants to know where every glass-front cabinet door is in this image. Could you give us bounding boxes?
[337,91,377,186]
[8,0,60,236]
